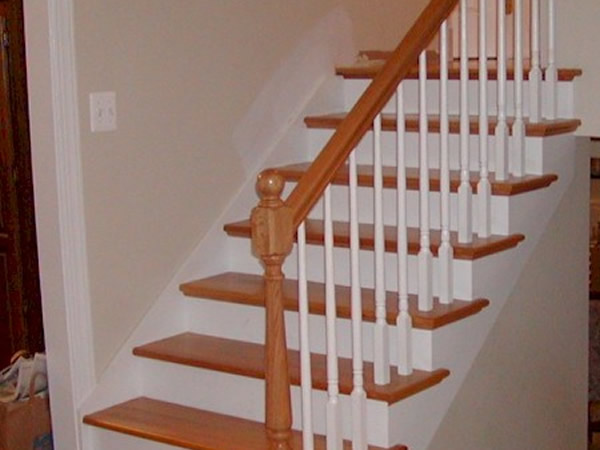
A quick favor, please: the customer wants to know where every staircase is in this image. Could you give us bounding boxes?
[82,0,584,449]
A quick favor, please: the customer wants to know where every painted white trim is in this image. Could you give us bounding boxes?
[48,0,96,392]
[34,0,96,448]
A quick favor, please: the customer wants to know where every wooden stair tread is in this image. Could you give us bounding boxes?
[180,272,490,330]
[336,56,582,81]
[224,219,525,260]
[304,112,581,137]
[133,333,450,405]
[83,397,406,450]
[275,162,558,196]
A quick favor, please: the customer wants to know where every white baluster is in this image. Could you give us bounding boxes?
[396,83,413,375]
[545,0,557,119]
[478,0,491,238]
[418,50,433,312]
[439,20,454,305]
[323,187,342,450]
[513,0,526,176]
[297,222,314,450]
[529,0,542,122]
[495,0,509,181]
[458,0,473,244]
[349,150,367,450]
[373,114,390,385]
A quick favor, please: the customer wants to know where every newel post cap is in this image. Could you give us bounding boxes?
[251,170,294,259]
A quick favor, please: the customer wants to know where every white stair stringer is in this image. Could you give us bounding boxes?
[388,135,578,449]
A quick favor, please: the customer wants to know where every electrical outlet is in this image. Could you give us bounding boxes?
[90,91,117,132]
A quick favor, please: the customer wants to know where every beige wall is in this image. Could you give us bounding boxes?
[428,144,589,449]
[73,0,428,376]
[556,0,600,136]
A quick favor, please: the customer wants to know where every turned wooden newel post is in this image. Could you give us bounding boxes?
[251,169,294,449]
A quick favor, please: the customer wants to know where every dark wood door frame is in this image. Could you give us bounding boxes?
[0,0,44,362]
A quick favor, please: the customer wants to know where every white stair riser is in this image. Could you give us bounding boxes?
[308,128,548,175]
[343,79,575,119]
[227,237,476,299]
[525,134,577,176]
[140,359,391,447]
[88,428,181,450]
[184,298,435,371]
[286,184,511,235]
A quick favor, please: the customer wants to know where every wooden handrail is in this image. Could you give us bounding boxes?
[286,0,459,227]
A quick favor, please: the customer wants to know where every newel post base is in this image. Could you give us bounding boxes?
[250,170,294,450]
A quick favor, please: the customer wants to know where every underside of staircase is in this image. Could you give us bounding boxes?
[82,1,584,448]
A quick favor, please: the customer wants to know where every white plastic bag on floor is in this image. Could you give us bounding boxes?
[0,352,47,403]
